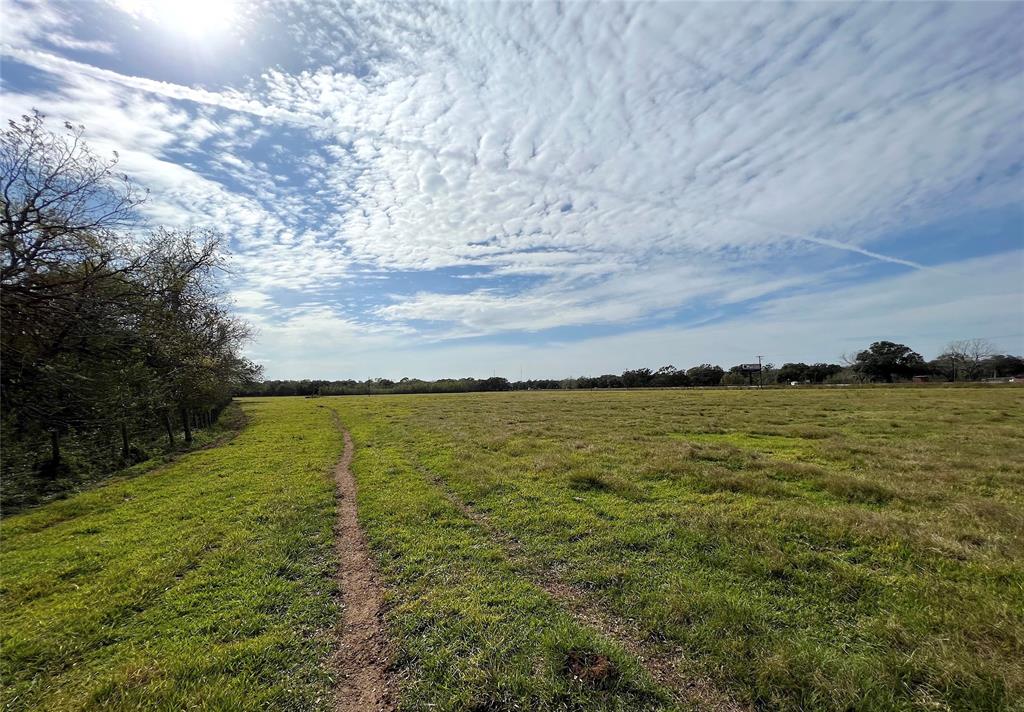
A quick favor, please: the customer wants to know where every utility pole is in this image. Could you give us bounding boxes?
[757,355,764,388]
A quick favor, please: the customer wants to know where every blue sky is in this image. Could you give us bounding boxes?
[3,0,1022,379]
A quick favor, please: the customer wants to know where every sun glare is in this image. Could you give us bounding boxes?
[162,0,235,37]
[118,0,237,38]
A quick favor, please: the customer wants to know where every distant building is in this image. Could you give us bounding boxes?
[912,375,931,383]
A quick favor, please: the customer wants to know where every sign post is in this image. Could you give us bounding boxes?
[739,362,761,387]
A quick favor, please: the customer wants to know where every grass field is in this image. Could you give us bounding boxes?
[335,387,1024,711]
[2,388,1022,710]
[0,400,342,710]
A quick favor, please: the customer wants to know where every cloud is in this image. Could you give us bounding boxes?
[242,304,415,378]
[2,0,1022,378]
[314,1,1023,284]
[2,0,116,54]
[376,264,815,338]
[254,250,1024,380]
[0,61,354,293]
[1,45,320,127]
[231,289,273,310]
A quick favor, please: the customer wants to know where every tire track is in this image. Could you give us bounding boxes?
[424,472,748,712]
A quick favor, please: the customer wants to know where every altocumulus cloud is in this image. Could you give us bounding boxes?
[2,0,1022,378]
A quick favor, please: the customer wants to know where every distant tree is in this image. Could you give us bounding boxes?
[852,341,925,383]
[510,379,562,391]
[478,376,510,391]
[577,374,623,388]
[650,365,690,387]
[806,363,843,383]
[621,368,653,388]
[929,347,1023,382]
[602,374,624,388]
[720,371,747,386]
[686,364,725,387]
[926,354,957,382]
[943,339,996,381]
[776,363,809,384]
[983,354,1024,378]
[723,365,750,386]
[827,367,858,384]
[775,362,842,384]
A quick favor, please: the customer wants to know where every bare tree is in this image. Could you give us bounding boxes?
[840,351,869,383]
[945,339,995,381]
[1,111,146,290]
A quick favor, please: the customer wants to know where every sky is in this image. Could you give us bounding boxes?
[2,0,1022,380]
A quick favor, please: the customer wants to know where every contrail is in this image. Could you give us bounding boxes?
[5,45,945,273]
[1,45,323,128]
[722,214,942,272]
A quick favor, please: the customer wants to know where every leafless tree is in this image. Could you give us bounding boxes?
[945,338,996,381]
[1,110,147,291]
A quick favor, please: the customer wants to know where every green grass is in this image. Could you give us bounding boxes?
[333,387,1024,711]
[1,398,341,710]
[343,404,671,711]
[3,389,1023,711]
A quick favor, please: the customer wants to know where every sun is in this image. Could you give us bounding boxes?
[116,0,237,38]
[158,0,235,37]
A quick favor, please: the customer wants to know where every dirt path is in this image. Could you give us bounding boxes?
[425,472,748,712]
[329,413,394,712]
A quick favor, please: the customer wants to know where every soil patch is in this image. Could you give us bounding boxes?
[329,413,395,712]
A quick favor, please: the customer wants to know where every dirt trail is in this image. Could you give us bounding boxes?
[426,473,748,712]
[329,413,394,712]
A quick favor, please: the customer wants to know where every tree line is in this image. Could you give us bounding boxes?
[238,339,1021,398]
[2,113,259,509]
[842,340,1022,384]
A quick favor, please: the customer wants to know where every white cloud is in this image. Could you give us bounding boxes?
[0,67,354,293]
[1,45,320,127]
[3,0,1021,378]
[231,289,273,310]
[376,264,816,338]
[252,251,1024,379]
[312,1,1023,284]
[1,0,116,54]
[242,304,414,378]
